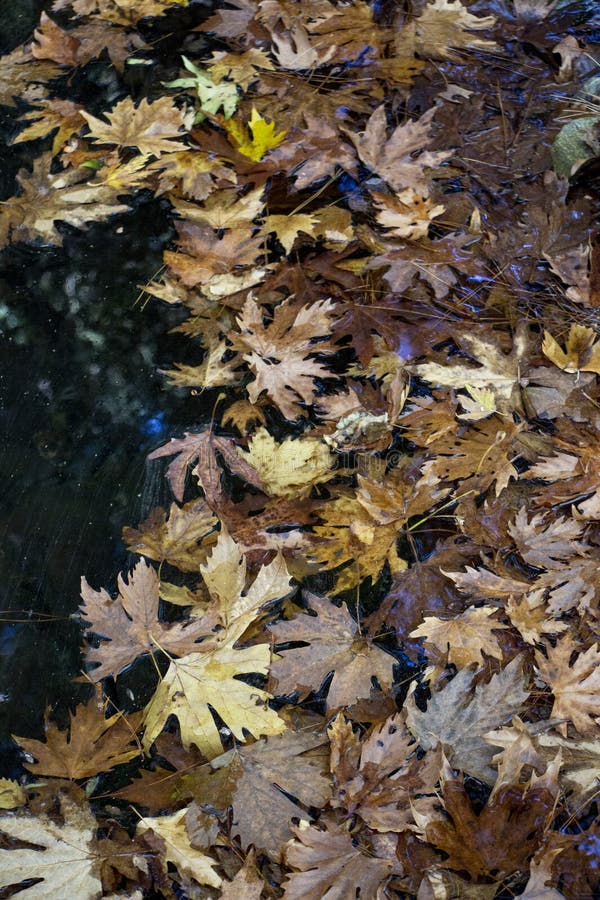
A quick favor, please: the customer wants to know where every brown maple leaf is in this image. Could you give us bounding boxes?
[416,756,557,880]
[283,817,394,899]
[188,729,330,856]
[80,558,207,681]
[15,688,142,779]
[414,0,498,60]
[269,593,396,711]
[164,221,264,288]
[232,294,338,420]
[147,150,235,201]
[32,12,81,66]
[148,429,264,505]
[0,46,60,107]
[329,713,441,832]
[13,99,86,156]
[0,153,130,248]
[345,105,453,194]
[536,640,600,736]
[367,232,480,299]
[420,417,524,497]
[409,605,507,669]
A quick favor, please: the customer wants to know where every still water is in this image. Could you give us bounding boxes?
[0,196,207,772]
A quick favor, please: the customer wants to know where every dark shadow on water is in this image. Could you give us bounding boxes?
[0,197,208,773]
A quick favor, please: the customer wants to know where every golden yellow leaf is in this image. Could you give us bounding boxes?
[198,526,293,641]
[260,213,317,254]
[224,107,286,161]
[0,780,26,810]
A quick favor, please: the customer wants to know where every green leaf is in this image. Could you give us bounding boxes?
[164,55,239,121]
[552,115,600,177]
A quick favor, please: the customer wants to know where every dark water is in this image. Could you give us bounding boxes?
[0,0,219,777]
[0,198,207,770]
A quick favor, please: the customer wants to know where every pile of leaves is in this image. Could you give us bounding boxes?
[2,0,600,896]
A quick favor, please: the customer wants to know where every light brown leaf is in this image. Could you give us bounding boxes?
[409,605,506,668]
[536,640,600,736]
[283,818,393,900]
[80,558,207,680]
[345,105,452,194]
[269,593,396,711]
[82,96,189,156]
[233,294,337,420]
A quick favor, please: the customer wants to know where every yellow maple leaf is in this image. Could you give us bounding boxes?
[237,427,334,498]
[137,808,221,889]
[142,639,285,757]
[259,213,316,254]
[225,107,286,161]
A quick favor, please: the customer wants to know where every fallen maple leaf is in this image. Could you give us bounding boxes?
[172,184,265,229]
[372,188,445,239]
[138,807,221,888]
[224,106,287,161]
[196,526,293,642]
[0,152,130,248]
[148,428,264,505]
[542,324,600,374]
[414,0,498,60]
[79,557,207,680]
[0,780,26,810]
[13,98,85,156]
[409,605,506,669]
[15,688,141,779]
[329,712,441,832]
[82,96,190,156]
[405,656,530,782]
[190,728,330,856]
[345,104,453,194]
[163,221,264,288]
[237,427,334,498]
[416,755,557,881]
[0,795,103,899]
[122,498,218,572]
[508,507,586,570]
[260,212,317,254]
[142,638,285,757]
[269,593,396,711]
[536,640,600,736]
[283,817,394,899]
[233,294,338,420]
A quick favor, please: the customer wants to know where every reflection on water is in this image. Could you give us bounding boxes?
[0,199,205,773]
